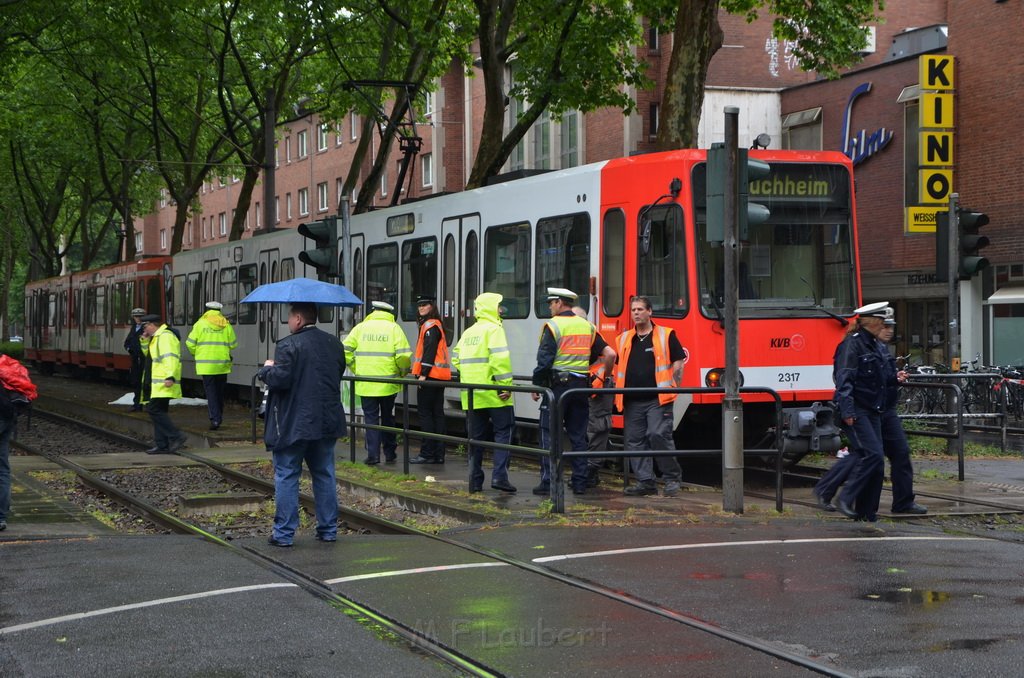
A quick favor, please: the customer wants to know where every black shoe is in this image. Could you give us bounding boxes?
[209,423,220,431]
[532,482,550,496]
[491,480,517,493]
[145,447,169,455]
[433,457,445,464]
[409,456,433,464]
[892,502,928,515]
[837,498,859,519]
[384,457,397,465]
[130,405,143,412]
[623,483,657,496]
[572,486,586,496]
[0,520,7,531]
[267,537,292,548]
[586,466,601,488]
[168,436,187,453]
[813,490,837,512]
[363,458,379,466]
[315,534,337,542]
[468,485,482,493]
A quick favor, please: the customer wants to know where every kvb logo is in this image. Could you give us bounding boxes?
[769,334,806,350]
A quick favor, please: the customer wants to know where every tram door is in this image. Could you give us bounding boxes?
[257,248,281,363]
[202,259,220,324]
[440,215,480,348]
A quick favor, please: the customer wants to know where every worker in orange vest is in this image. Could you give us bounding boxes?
[410,295,451,464]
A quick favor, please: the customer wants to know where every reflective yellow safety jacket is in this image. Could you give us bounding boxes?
[342,309,412,397]
[451,293,513,410]
[186,310,237,375]
[544,314,594,375]
[148,324,182,400]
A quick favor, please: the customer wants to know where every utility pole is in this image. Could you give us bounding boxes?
[262,86,276,234]
[721,106,744,514]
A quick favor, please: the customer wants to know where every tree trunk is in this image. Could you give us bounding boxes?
[658,0,723,150]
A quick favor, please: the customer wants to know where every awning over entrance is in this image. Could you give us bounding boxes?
[985,285,1024,305]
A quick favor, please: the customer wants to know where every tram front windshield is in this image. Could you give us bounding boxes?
[692,161,857,320]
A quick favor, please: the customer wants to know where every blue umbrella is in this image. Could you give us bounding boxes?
[240,277,363,307]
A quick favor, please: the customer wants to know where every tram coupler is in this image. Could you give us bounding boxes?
[780,401,842,466]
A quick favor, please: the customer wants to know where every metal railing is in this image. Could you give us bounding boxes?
[250,373,788,514]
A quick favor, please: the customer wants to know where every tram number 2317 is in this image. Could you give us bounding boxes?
[777,372,801,383]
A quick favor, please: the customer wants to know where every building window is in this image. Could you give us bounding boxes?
[351,112,359,140]
[274,197,280,224]
[508,95,526,171]
[533,111,551,169]
[286,192,293,219]
[421,153,433,187]
[254,202,261,229]
[317,123,328,151]
[160,190,167,208]
[317,182,329,212]
[781,107,823,150]
[160,229,167,250]
[135,232,142,253]
[285,136,291,163]
[219,212,227,236]
[297,129,308,158]
[380,168,387,198]
[423,90,435,119]
[898,85,921,212]
[560,111,579,168]
[298,187,309,216]
[201,216,207,240]
[336,124,344,146]
[648,24,660,52]
[649,103,660,139]
[337,178,345,204]
[275,144,279,168]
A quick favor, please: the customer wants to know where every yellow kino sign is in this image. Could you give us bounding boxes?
[909,55,955,233]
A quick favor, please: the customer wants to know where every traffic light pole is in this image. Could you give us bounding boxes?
[722,106,743,514]
[946,193,961,373]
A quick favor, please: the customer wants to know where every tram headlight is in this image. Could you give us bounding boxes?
[704,368,743,388]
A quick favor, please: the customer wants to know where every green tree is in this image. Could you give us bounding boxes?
[467,0,650,188]
[658,0,885,149]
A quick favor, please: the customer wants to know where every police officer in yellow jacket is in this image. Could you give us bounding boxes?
[186,301,237,430]
[343,300,412,464]
[451,292,516,493]
[140,314,186,454]
[531,288,607,496]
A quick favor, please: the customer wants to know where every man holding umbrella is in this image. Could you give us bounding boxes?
[258,302,347,546]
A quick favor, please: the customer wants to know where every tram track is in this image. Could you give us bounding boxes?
[21,408,854,674]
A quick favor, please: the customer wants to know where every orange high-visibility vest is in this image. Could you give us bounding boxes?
[614,325,679,410]
[411,318,452,380]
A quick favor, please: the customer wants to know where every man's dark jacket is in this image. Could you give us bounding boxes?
[833,330,899,419]
[258,325,346,450]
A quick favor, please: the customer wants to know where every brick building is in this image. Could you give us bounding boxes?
[137,1,1022,364]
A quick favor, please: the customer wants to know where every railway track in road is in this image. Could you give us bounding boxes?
[19,408,858,675]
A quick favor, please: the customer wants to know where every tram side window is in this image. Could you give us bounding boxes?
[90,286,107,326]
[219,267,238,321]
[172,275,187,327]
[145,277,161,317]
[401,237,438,321]
[353,248,364,323]
[238,264,257,325]
[534,213,590,317]
[367,243,399,310]
[188,272,202,324]
[484,222,530,319]
[602,209,625,317]
[638,203,687,317]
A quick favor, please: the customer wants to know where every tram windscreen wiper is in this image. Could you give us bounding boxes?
[777,305,850,326]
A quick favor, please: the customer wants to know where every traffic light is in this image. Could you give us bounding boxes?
[957,208,990,280]
[298,217,339,276]
[705,144,771,243]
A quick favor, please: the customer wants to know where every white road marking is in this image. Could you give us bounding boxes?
[0,583,295,635]
[0,536,985,636]
[326,561,508,584]
[531,536,984,563]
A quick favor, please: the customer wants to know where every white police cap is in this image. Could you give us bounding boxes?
[371,300,395,312]
[205,301,223,310]
[546,287,577,302]
[855,301,893,321]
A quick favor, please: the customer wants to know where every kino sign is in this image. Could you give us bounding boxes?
[908,55,954,233]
